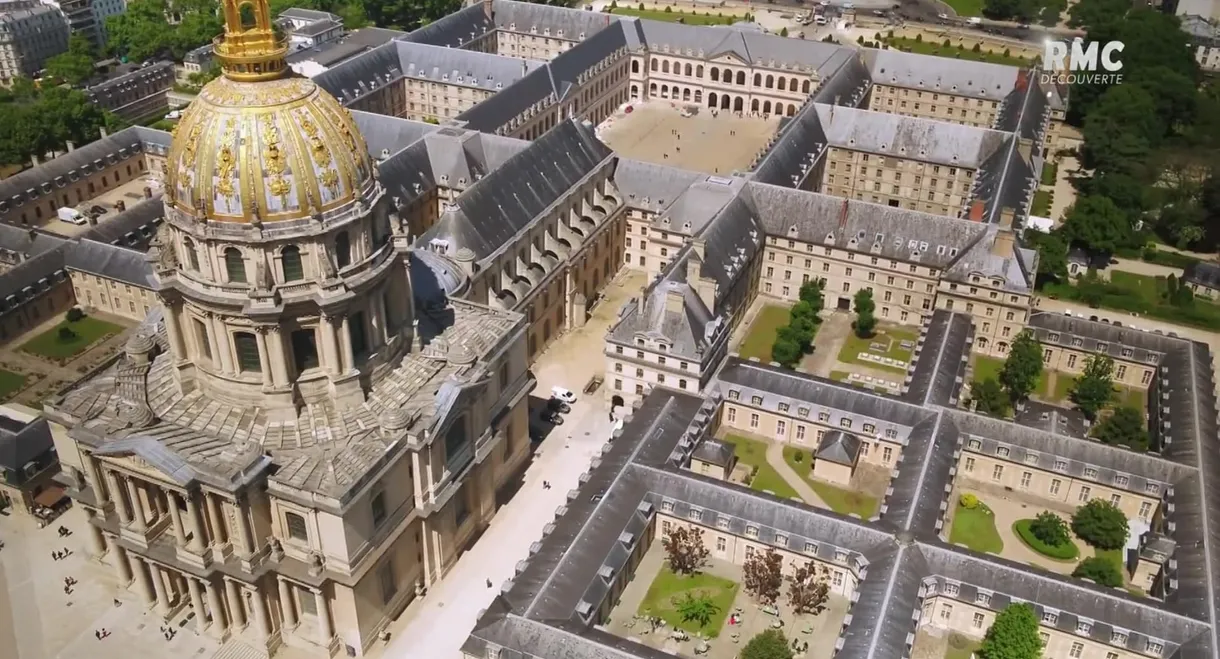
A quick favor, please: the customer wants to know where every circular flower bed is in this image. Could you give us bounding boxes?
[1014,519,1079,560]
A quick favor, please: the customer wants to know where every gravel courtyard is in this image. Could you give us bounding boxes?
[596,101,781,175]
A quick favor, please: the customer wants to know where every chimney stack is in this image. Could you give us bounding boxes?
[991,208,1016,258]
[1017,138,1033,162]
[115,200,126,212]
[968,200,986,222]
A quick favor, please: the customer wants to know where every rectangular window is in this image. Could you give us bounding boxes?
[716,536,727,552]
[285,511,308,541]
[1020,472,1031,489]
[964,457,975,472]
[234,332,261,372]
[972,613,985,628]
[991,465,1004,481]
[1050,479,1062,495]
[378,560,397,605]
[371,490,387,528]
[750,413,759,428]
[1139,501,1153,519]
[1069,643,1083,658]
[1079,486,1092,502]
[882,446,893,463]
[350,311,369,357]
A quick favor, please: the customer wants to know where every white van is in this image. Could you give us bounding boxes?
[814,14,827,25]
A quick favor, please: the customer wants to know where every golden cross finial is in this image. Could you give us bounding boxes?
[213,0,289,82]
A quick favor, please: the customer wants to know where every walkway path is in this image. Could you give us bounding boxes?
[764,441,831,509]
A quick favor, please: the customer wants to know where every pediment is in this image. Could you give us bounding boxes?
[94,436,196,485]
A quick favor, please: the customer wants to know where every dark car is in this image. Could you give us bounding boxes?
[542,409,564,425]
[547,398,571,414]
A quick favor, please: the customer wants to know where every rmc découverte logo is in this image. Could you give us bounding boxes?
[1040,38,1125,85]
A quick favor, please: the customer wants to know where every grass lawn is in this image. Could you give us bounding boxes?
[0,369,26,400]
[881,36,1030,66]
[1115,385,1148,413]
[971,356,1050,395]
[836,325,919,372]
[722,434,800,499]
[940,0,985,15]
[1109,271,1163,306]
[946,633,982,659]
[1041,162,1059,187]
[1013,519,1080,560]
[1094,547,1124,573]
[949,504,1004,554]
[609,7,735,25]
[20,317,122,361]
[1032,189,1052,217]
[1051,373,1075,403]
[637,565,738,637]
[781,446,878,517]
[736,305,791,363]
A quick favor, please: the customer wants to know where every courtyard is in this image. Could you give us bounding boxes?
[719,432,884,519]
[0,310,135,406]
[910,630,982,659]
[597,100,781,175]
[969,355,1149,416]
[606,543,850,659]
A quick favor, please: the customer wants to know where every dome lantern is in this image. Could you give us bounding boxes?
[213,0,289,83]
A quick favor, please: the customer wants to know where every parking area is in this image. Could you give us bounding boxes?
[34,177,162,237]
[597,101,780,175]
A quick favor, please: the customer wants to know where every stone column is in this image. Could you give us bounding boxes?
[314,589,334,646]
[320,316,341,375]
[205,580,228,639]
[266,328,290,386]
[369,297,384,348]
[211,314,235,374]
[254,329,273,387]
[225,579,247,628]
[235,497,255,556]
[168,493,187,546]
[83,456,107,505]
[340,316,355,371]
[164,302,187,358]
[188,578,207,634]
[124,477,147,532]
[133,557,156,607]
[204,313,222,369]
[278,578,297,629]
[85,509,107,557]
[206,493,227,546]
[248,586,271,638]
[111,542,133,586]
[186,494,206,553]
[106,471,132,524]
[150,563,171,616]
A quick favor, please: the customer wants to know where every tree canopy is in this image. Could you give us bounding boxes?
[1073,556,1123,587]
[1092,405,1150,451]
[976,603,1042,659]
[999,330,1043,403]
[1070,354,1116,420]
[106,0,224,62]
[852,288,876,338]
[45,34,97,86]
[0,85,122,167]
[741,629,794,659]
[970,378,1010,418]
[1072,499,1130,550]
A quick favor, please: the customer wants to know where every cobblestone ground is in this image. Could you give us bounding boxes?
[598,100,780,175]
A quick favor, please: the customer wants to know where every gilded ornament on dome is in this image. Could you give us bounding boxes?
[300,115,319,138]
[216,145,237,199]
[319,168,339,195]
[268,174,292,200]
[310,136,330,167]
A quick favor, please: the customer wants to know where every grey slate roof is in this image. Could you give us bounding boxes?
[903,309,972,407]
[816,430,861,465]
[607,257,719,361]
[1184,261,1220,291]
[0,413,55,472]
[401,3,493,48]
[351,110,441,157]
[62,240,156,288]
[610,159,705,214]
[815,104,1010,169]
[632,18,841,72]
[493,0,616,40]
[691,437,734,467]
[0,127,156,214]
[79,198,164,250]
[862,48,1020,100]
[420,120,613,262]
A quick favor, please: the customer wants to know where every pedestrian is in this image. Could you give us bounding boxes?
[486,578,492,588]
[51,550,59,561]
[63,585,71,595]
[113,599,121,607]
[94,630,100,640]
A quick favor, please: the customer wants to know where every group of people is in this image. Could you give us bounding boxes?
[51,547,73,561]
[57,525,73,538]
[63,575,77,595]
[93,629,111,640]
[160,625,178,641]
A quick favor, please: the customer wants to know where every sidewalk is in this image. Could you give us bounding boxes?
[765,441,831,509]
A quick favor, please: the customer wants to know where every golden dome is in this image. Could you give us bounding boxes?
[165,75,374,224]
[163,0,374,224]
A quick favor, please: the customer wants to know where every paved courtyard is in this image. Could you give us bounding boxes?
[0,309,136,407]
[606,543,849,659]
[374,270,647,659]
[597,101,781,175]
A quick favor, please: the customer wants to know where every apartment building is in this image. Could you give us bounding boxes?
[0,0,68,83]
[862,49,1017,129]
[1025,312,1162,390]
[277,7,345,51]
[85,60,174,122]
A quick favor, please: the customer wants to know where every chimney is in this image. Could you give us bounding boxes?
[1017,138,1032,162]
[86,214,97,226]
[691,239,706,262]
[143,186,153,198]
[664,287,685,316]
[991,208,1016,258]
[66,141,75,152]
[115,200,126,212]
[636,295,645,314]
[968,200,985,222]
[483,0,493,21]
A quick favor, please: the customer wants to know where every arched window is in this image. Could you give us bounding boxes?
[183,237,199,271]
[224,248,246,283]
[281,245,303,281]
[696,65,704,78]
[631,60,639,73]
[735,71,745,85]
[803,79,811,94]
[662,60,670,73]
[754,73,762,86]
[650,59,658,71]
[684,63,691,76]
[233,332,261,372]
[333,232,350,269]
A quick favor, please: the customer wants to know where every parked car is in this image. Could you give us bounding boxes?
[547,398,571,414]
[541,409,564,425]
[551,386,577,403]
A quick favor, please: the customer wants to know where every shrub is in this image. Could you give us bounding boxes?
[792,451,804,463]
[915,33,922,42]
[65,307,84,322]
[1014,519,1079,560]
[1072,500,1129,550]
[857,35,865,44]
[943,38,951,47]
[886,29,894,38]
[664,5,671,11]
[1003,48,1011,57]
[1072,556,1123,587]
[57,326,78,342]
[959,493,979,509]
[638,2,644,9]
[1029,511,1071,546]
[875,32,882,40]
[780,27,788,37]
[971,43,981,52]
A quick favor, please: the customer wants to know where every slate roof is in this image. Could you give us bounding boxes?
[690,437,734,467]
[862,48,1020,100]
[419,120,613,262]
[815,104,1010,169]
[0,413,55,472]
[401,3,493,48]
[607,255,720,361]
[493,0,616,40]
[1184,262,1220,291]
[62,240,156,288]
[79,198,164,250]
[903,309,972,407]
[610,159,705,214]
[0,127,157,214]
[816,430,861,465]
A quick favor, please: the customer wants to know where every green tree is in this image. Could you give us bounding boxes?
[999,330,1043,403]
[741,629,794,659]
[1022,230,1068,283]
[770,336,801,367]
[46,34,96,85]
[1061,195,1134,256]
[1071,354,1115,420]
[1071,499,1129,550]
[742,549,783,605]
[1072,556,1123,587]
[787,563,829,615]
[798,278,825,311]
[673,592,719,628]
[661,525,709,575]
[1029,511,1071,547]
[976,603,1043,659]
[1092,406,1149,451]
[780,27,788,37]
[969,378,1010,417]
[1080,86,1162,176]
[1078,172,1148,218]
[852,289,876,338]
[1067,0,1130,29]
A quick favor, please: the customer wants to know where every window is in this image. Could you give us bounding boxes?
[1070,642,1084,658]
[291,328,320,372]
[716,516,730,530]
[975,592,991,606]
[224,248,247,283]
[1084,467,1098,479]
[1077,621,1092,635]
[1050,479,1062,495]
[661,501,674,512]
[751,395,763,405]
[689,508,702,522]
[992,465,1004,481]
[193,318,212,361]
[939,603,953,620]
[1115,475,1129,488]
[750,413,759,428]
[972,613,985,628]
[804,542,816,554]
[234,332,261,372]
[1139,501,1153,519]
[1078,486,1092,502]
[1042,611,1058,625]
[967,439,982,450]
[840,418,852,429]
[1024,452,1039,465]
[745,525,759,538]
[996,446,1010,458]
[776,420,787,437]
[882,446,893,463]
[775,534,788,546]
[1040,633,1050,646]
[1110,494,1121,506]
[1054,460,1068,472]
[1145,483,1160,495]
[350,311,368,357]
[964,457,975,472]
[378,560,397,605]
[334,231,351,268]
[371,490,387,527]
[716,536,727,552]
[1020,471,1031,489]
[183,238,199,270]
[285,511,308,541]
[1111,632,1128,645]
[281,246,304,281]
[727,408,737,423]
[944,582,959,596]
